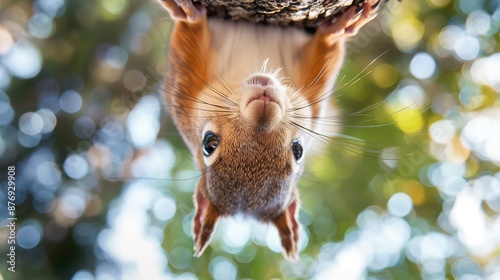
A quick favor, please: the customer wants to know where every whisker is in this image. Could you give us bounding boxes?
[340,50,388,89]
[161,79,235,111]
[261,58,270,73]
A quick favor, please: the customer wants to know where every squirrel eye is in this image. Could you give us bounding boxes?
[291,140,303,163]
[202,131,220,157]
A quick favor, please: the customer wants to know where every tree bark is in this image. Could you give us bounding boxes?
[193,0,391,28]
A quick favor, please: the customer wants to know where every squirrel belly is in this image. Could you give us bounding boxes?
[207,19,313,94]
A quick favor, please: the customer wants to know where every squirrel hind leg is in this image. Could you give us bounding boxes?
[273,199,300,262]
[192,193,219,257]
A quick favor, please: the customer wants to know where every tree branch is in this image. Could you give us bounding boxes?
[193,0,392,28]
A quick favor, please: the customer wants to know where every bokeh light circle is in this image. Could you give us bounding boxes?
[410,52,436,80]
[387,192,414,217]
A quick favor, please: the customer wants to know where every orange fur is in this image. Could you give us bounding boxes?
[165,18,212,165]
[159,0,381,261]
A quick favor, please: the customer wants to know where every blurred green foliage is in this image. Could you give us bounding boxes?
[1,0,500,279]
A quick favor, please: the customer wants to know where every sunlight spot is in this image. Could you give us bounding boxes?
[439,25,464,51]
[265,226,283,253]
[222,217,251,249]
[63,153,90,180]
[19,112,44,136]
[28,12,55,39]
[429,120,455,144]
[37,0,65,17]
[314,243,368,280]
[0,90,13,125]
[18,130,42,148]
[461,113,500,164]
[36,161,62,186]
[100,0,129,20]
[442,177,467,197]
[459,85,484,109]
[391,17,424,51]
[126,95,160,148]
[393,109,423,134]
[450,188,494,256]
[0,26,14,55]
[59,187,88,219]
[402,180,426,205]
[209,257,237,280]
[99,181,169,279]
[454,35,481,61]
[452,258,481,279]
[73,117,96,139]
[385,84,426,134]
[380,147,399,169]
[131,140,175,179]
[152,195,176,221]
[105,45,128,68]
[17,221,43,249]
[123,69,146,91]
[1,41,42,79]
[428,0,451,8]
[420,232,454,260]
[410,52,436,80]
[72,270,94,280]
[129,11,152,33]
[387,192,413,217]
[0,65,11,90]
[467,10,491,36]
[37,109,57,133]
[59,90,83,113]
[396,84,427,108]
[170,247,192,269]
[372,63,397,88]
[469,53,500,92]
[458,1,483,15]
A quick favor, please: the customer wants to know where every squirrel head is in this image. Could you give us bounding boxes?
[188,73,314,215]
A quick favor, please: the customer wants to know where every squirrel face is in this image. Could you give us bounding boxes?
[195,74,309,217]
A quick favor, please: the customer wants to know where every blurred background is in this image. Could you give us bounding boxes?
[1,0,500,279]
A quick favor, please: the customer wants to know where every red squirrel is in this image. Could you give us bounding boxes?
[158,0,381,260]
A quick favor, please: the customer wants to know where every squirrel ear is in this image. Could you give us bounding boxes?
[272,195,300,262]
[192,180,219,257]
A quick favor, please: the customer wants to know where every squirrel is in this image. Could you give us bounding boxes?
[158,0,381,261]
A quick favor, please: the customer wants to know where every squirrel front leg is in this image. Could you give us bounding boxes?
[298,0,381,115]
[158,0,219,258]
[159,0,212,116]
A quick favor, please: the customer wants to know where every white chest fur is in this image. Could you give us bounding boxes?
[208,19,312,88]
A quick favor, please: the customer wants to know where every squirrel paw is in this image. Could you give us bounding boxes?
[158,0,206,23]
[320,0,380,38]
